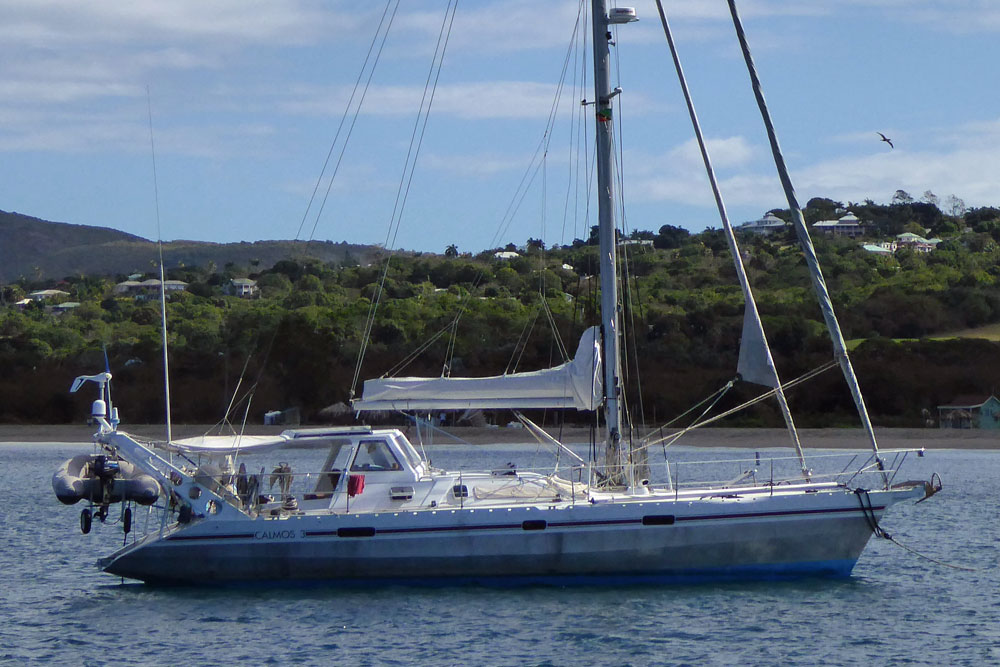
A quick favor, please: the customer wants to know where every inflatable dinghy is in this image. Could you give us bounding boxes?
[53,454,160,506]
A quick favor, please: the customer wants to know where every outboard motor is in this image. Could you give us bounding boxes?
[93,455,120,482]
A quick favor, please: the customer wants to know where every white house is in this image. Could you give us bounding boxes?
[861,242,895,255]
[813,212,866,238]
[114,279,188,299]
[227,278,259,298]
[28,289,70,301]
[896,233,941,253]
[738,212,789,235]
[51,301,81,314]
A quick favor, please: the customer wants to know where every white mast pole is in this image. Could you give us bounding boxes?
[591,0,625,483]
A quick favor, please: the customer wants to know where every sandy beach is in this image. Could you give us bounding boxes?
[1,423,997,449]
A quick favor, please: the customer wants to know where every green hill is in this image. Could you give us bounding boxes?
[4,196,1000,427]
[0,210,381,282]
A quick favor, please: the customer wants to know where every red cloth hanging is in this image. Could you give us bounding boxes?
[347,474,365,497]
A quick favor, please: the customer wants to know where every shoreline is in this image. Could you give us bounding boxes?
[1,423,998,449]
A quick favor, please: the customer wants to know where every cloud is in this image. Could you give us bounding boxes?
[795,147,1000,210]
[836,0,1000,33]
[421,151,537,177]
[628,135,758,204]
[395,1,586,54]
[624,116,1000,216]
[0,0,341,47]
[282,80,663,120]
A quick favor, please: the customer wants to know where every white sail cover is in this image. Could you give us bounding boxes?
[352,326,602,412]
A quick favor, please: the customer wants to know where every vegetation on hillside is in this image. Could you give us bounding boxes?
[3,195,1000,428]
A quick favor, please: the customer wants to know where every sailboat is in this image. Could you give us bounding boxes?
[54,1,940,585]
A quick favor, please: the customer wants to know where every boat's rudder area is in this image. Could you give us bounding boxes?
[52,454,160,507]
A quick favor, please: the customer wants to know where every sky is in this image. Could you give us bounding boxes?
[2,0,998,254]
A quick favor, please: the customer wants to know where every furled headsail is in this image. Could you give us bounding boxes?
[352,326,602,412]
[736,301,781,388]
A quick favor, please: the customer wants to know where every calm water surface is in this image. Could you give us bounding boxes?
[2,441,998,666]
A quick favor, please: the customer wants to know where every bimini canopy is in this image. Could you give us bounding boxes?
[352,326,602,412]
[165,427,379,455]
[165,434,292,455]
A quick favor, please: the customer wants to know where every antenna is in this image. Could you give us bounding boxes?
[146,87,173,443]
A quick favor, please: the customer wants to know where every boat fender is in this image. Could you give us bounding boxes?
[178,504,193,524]
[123,507,132,535]
[80,508,92,534]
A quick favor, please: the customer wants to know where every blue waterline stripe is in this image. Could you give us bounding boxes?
[142,558,860,588]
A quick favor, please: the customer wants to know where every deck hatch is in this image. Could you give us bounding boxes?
[389,486,414,501]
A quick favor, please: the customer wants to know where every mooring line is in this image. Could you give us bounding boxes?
[855,489,980,573]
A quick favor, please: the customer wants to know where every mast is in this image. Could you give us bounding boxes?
[590,2,632,482]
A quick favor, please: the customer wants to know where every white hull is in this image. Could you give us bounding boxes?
[99,485,920,585]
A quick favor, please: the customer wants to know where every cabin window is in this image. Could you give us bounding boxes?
[351,439,403,472]
[314,440,354,493]
[392,434,425,471]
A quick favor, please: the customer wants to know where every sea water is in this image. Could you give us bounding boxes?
[2,441,997,666]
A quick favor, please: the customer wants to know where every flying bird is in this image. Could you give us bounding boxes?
[877,132,894,149]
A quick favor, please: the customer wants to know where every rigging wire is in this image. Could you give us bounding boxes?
[559,7,582,248]
[504,311,541,375]
[365,1,589,385]
[145,87,172,444]
[297,0,400,242]
[352,0,459,396]
[641,361,839,452]
[433,0,588,371]
[202,3,400,437]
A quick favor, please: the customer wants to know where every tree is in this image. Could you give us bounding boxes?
[922,191,939,208]
[654,224,690,250]
[444,244,458,258]
[296,274,323,293]
[945,194,966,218]
[803,198,843,224]
[891,190,913,205]
[966,207,1000,228]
